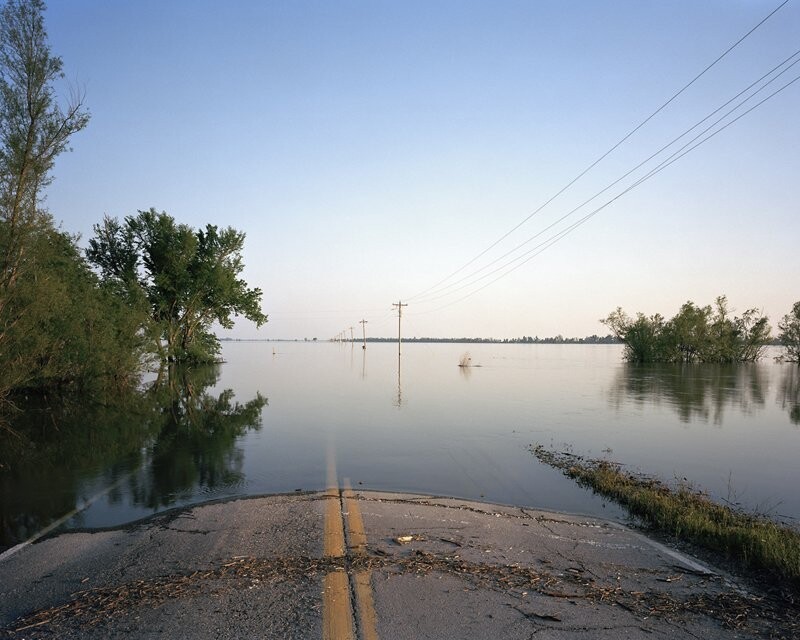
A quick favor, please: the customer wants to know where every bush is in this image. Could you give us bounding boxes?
[602,296,771,363]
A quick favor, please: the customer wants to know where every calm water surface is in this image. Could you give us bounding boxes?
[2,342,798,548]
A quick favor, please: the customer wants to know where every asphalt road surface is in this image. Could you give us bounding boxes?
[1,484,796,639]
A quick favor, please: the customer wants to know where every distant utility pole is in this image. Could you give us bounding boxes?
[349,326,354,343]
[359,319,368,350]
[392,301,408,355]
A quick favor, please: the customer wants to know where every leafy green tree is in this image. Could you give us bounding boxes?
[602,308,670,363]
[0,0,91,400]
[1,223,145,394]
[87,208,267,363]
[667,296,770,364]
[778,301,800,363]
[663,301,711,362]
[0,0,89,335]
[726,305,771,363]
[603,296,770,364]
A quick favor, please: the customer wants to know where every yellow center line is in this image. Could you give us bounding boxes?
[323,444,354,640]
[343,479,380,640]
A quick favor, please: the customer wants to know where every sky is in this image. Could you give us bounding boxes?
[41,0,799,340]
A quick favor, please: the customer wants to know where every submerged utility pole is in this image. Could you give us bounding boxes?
[359,319,368,350]
[392,301,408,355]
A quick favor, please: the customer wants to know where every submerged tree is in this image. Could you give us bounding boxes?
[602,308,671,363]
[602,296,770,364]
[87,208,267,364]
[778,301,800,363]
[0,1,136,400]
[2,225,145,392]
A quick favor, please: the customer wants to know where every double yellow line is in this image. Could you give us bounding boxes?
[323,446,379,640]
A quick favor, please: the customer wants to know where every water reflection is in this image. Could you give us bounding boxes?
[4,343,797,552]
[778,366,800,425]
[0,365,265,549]
[609,363,767,424]
[124,365,266,509]
[1,391,157,549]
[394,351,402,407]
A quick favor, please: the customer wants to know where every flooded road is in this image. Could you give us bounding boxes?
[2,342,798,549]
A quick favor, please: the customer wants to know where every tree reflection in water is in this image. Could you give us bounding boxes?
[0,365,266,550]
[778,366,800,425]
[126,365,266,509]
[608,363,767,424]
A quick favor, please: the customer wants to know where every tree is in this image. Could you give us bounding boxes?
[2,225,145,392]
[778,301,800,363]
[0,0,93,401]
[602,296,770,364]
[0,0,89,330]
[87,208,267,364]
[663,301,711,362]
[602,308,670,363]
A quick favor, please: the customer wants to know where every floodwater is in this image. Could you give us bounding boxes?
[2,342,798,550]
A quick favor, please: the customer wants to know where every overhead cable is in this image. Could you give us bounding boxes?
[405,0,790,303]
[410,50,800,304]
[411,71,800,315]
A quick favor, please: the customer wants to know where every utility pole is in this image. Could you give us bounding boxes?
[349,326,354,343]
[359,319,368,350]
[392,301,408,355]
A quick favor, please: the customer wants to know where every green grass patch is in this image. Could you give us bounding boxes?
[533,445,800,593]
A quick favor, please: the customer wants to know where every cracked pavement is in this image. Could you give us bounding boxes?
[0,492,795,639]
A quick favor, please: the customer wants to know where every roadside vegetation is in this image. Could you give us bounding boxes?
[0,0,265,405]
[533,445,800,593]
[0,0,124,399]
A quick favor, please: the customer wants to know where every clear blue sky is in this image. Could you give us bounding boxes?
[43,1,799,339]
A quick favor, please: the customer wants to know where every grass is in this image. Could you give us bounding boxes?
[532,445,800,594]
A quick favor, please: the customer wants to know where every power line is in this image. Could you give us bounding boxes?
[412,70,800,315]
[410,49,800,305]
[405,0,790,303]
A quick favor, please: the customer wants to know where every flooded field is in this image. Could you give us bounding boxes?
[2,342,798,549]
